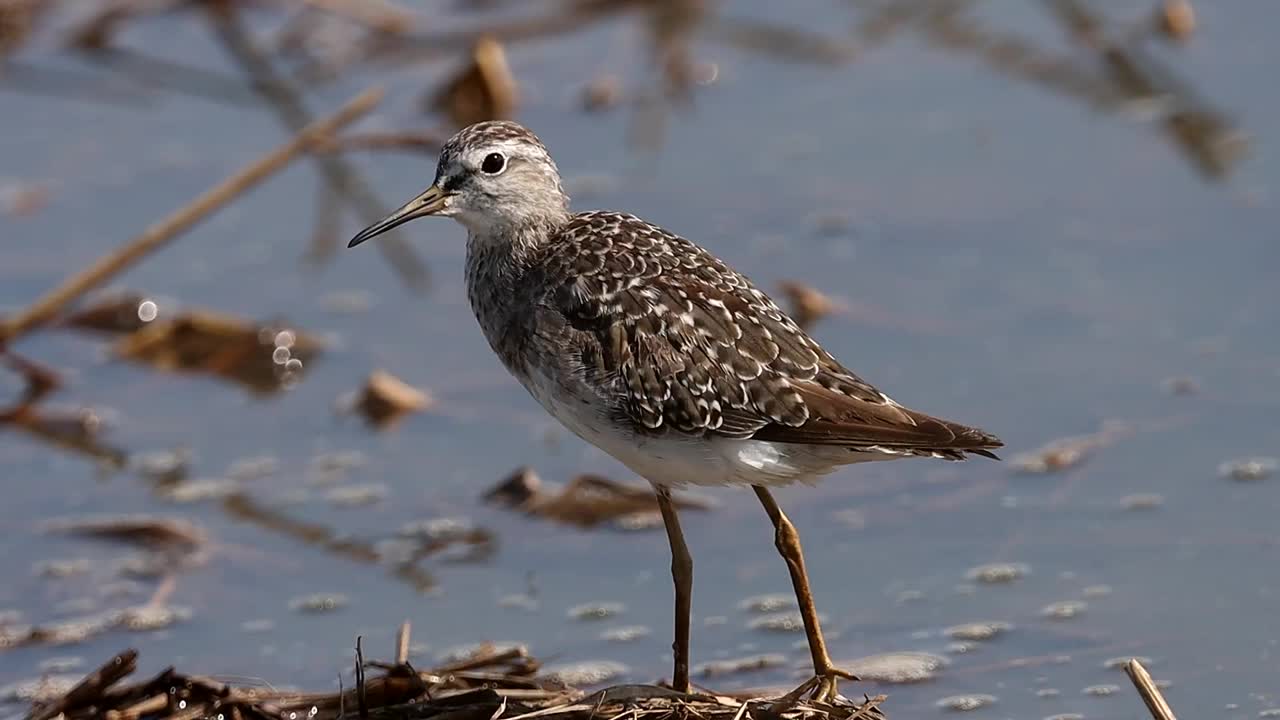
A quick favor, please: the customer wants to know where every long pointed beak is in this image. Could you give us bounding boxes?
[348,183,449,248]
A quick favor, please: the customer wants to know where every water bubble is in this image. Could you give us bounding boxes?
[137,300,158,322]
[567,602,625,621]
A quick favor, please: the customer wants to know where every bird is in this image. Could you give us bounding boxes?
[347,120,1002,702]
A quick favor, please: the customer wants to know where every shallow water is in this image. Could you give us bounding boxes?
[2,2,1279,717]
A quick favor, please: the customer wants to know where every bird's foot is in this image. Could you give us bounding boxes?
[776,666,859,705]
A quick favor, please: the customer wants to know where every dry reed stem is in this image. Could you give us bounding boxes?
[204,3,428,288]
[1124,659,1177,720]
[0,86,383,345]
[288,0,415,35]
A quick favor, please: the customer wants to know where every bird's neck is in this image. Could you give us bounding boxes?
[463,219,565,369]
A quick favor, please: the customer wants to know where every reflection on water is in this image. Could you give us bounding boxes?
[2,1,1279,718]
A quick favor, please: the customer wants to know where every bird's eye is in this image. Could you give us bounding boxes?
[480,152,506,175]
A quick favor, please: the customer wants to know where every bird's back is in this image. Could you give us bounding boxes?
[493,210,1002,477]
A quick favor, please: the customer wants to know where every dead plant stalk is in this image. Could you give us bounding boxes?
[0,86,384,345]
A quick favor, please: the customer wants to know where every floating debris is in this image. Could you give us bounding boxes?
[543,660,628,686]
[240,619,274,634]
[778,280,837,331]
[944,621,1011,642]
[37,657,84,673]
[1040,600,1087,620]
[497,593,539,611]
[351,370,432,427]
[1218,457,1276,482]
[309,449,367,485]
[325,483,388,507]
[843,652,948,684]
[110,310,321,394]
[0,604,188,652]
[60,292,162,335]
[3,405,127,469]
[1082,584,1113,598]
[1081,683,1120,696]
[33,558,91,579]
[159,477,239,503]
[612,510,664,531]
[1036,688,1062,699]
[398,516,479,541]
[226,455,279,481]
[429,35,518,128]
[435,641,528,664]
[1162,376,1199,395]
[600,625,651,643]
[117,604,191,631]
[895,589,926,604]
[1011,422,1131,474]
[582,75,622,112]
[0,674,80,705]
[289,593,349,614]
[965,562,1029,584]
[695,653,788,678]
[1156,0,1196,42]
[1119,493,1164,510]
[0,180,50,217]
[1104,655,1151,670]
[738,593,796,614]
[567,602,625,621]
[935,694,996,712]
[42,515,206,555]
[132,449,192,484]
[483,468,711,529]
[7,640,886,720]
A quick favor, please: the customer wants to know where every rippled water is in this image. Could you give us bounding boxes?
[2,2,1279,718]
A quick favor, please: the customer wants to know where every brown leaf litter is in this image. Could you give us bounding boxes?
[428,35,518,128]
[483,467,712,529]
[352,369,433,427]
[12,639,888,720]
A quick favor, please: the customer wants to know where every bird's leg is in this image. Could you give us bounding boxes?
[655,485,693,694]
[753,486,857,703]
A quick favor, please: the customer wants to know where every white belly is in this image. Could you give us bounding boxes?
[521,368,895,488]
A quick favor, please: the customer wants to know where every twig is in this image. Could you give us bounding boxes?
[395,621,412,665]
[203,3,429,289]
[356,636,368,719]
[27,648,139,720]
[0,86,383,345]
[1124,659,1177,720]
[285,0,415,35]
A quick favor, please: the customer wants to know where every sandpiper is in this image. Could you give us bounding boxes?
[348,121,1002,702]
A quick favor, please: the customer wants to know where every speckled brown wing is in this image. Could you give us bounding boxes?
[544,211,1002,459]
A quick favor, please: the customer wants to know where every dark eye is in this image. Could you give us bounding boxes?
[480,152,506,174]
